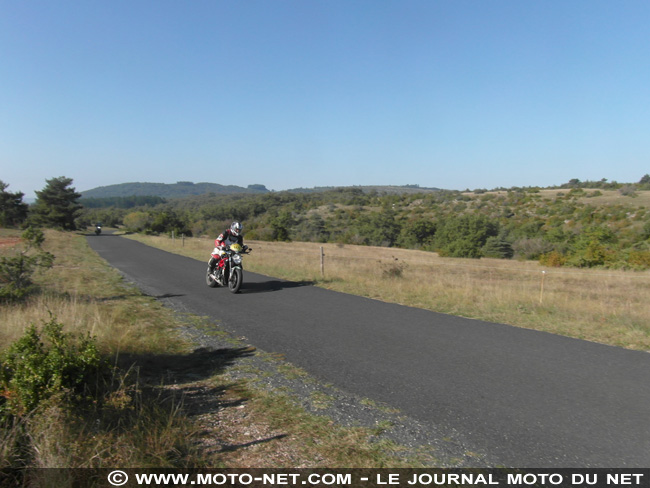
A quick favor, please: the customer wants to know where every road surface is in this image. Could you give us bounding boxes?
[86,234,650,467]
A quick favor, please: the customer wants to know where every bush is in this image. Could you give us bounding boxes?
[566,242,616,268]
[565,226,618,268]
[0,228,54,302]
[0,317,106,420]
[619,185,637,197]
[356,209,401,247]
[539,251,567,267]
[381,258,407,279]
[627,250,650,268]
[512,238,555,260]
[641,221,650,241]
[397,219,436,248]
[123,211,151,232]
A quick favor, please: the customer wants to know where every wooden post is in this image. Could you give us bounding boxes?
[539,271,546,304]
[182,234,185,247]
[320,246,325,278]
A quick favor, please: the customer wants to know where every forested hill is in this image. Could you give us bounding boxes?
[81,181,269,199]
[82,182,442,199]
[74,175,650,270]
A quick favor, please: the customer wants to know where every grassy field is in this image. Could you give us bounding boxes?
[0,229,438,471]
[126,234,650,351]
[461,189,650,208]
[4,228,647,472]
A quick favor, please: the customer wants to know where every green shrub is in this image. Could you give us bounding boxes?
[566,242,617,268]
[434,215,499,258]
[565,226,618,268]
[0,228,54,302]
[627,250,650,268]
[356,209,401,247]
[397,219,436,248]
[641,221,650,241]
[0,317,106,419]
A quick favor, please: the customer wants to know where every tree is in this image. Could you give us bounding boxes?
[482,236,515,259]
[271,210,295,241]
[148,210,192,236]
[0,180,29,227]
[356,209,401,247]
[123,211,150,232]
[28,177,82,230]
[566,226,617,268]
[397,219,436,248]
[434,215,499,258]
[638,174,650,190]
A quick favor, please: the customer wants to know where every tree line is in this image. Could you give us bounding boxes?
[1,177,81,230]
[2,175,650,270]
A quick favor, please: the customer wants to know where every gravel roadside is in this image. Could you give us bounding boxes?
[169,311,496,468]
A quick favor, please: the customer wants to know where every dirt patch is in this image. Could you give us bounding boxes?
[152,344,328,468]
[0,237,22,249]
[177,380,316,468]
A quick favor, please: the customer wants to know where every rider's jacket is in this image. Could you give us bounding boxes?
[215,229,244,249]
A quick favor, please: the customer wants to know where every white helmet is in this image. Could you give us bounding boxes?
[230,221,242,236]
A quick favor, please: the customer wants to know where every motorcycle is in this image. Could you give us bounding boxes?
[94,225,102,235]
[205,243,251,294]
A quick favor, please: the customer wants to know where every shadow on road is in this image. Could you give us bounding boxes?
[152,293,186,299]
[241,280,314,294]
[117,345,257,385]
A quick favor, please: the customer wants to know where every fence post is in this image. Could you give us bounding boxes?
[539,270,546,304]
[182,234,185,247]
[320,246,325,278]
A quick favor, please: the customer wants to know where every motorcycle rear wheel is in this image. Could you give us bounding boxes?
[228,268,242,294]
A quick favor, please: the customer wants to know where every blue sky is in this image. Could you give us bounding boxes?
[1,1,649,198]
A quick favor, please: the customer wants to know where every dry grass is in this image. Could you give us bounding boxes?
[127,234,650,351]
[567,189,650,207]
[461,189,650,207]
[1,230,434,470]
[0,230,201,470]
[1,229,186,356]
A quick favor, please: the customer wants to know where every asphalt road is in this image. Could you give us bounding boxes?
[86,234,650,467]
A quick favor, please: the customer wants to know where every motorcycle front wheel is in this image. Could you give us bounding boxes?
[228,268,242,294]
[206,268,218,288]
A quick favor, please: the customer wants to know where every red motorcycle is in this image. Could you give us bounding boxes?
[205,243,251,294]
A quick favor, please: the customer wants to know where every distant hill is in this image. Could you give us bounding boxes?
[81,181,269,199]
[81,182,442,199]
[287,185,442,194]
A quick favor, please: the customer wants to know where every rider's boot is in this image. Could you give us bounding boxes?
[208,257,217,274]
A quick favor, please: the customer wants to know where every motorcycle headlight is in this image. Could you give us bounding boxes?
[232,254,242,265]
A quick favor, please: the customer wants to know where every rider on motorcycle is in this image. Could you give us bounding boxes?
[208,221,245,274]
